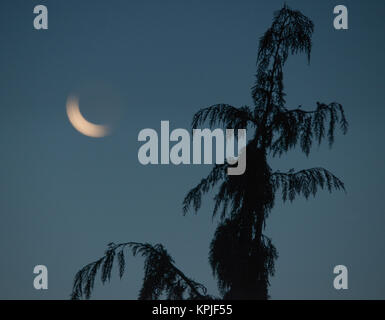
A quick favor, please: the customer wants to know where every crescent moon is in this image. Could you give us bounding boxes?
[66,96,110,138]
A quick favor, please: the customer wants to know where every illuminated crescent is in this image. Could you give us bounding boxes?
[66,96,110,138]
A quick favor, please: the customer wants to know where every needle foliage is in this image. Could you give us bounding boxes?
[71,5,347,300]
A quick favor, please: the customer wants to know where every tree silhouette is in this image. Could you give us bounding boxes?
[71,242,211,300]
[71,5,347,300]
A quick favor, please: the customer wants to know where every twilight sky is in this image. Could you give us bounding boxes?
[0,0,384,299]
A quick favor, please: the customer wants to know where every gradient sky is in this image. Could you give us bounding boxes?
[0,0,384,299]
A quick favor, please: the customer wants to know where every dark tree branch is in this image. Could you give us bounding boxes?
[191,104,257,130]
[71,242,210,300]
[271,167,345,202]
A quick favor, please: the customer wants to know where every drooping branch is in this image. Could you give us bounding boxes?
[192,104,256,131]
[271,167,345,202]
[270,102,348,156]
[71,242,210,300]
[183,164,228,215]
[252,5,314,111]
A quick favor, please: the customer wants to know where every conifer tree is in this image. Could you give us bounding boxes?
[71,5,347,300]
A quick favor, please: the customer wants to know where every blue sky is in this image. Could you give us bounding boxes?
[0,0,384,299]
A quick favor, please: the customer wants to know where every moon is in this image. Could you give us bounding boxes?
[66,96,110,138]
